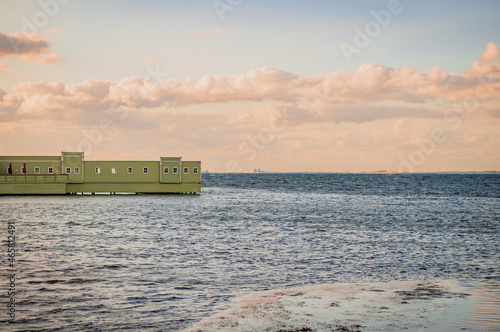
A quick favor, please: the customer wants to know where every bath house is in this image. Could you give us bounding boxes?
[0,152,201,195]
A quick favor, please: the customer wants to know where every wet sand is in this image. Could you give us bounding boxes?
[186,280,476,332]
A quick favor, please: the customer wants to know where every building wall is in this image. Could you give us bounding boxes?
[83,161,161,183]
[160,157,181,183]
[180,161,201,183]
[0,156,62,175]
[62,152,84,183]
[0,183,67,194]
[66,182,201,194]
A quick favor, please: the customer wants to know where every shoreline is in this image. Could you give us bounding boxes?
[185,280,476,332]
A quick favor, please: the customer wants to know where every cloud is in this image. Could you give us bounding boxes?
[479,42,500,62]
[467,42,500,76]
[0,62,10,73]
[143,59,159,64]
[249,103,440,125]
[193,27,228,38]
[22,52,61,63]
[1,43,499,126]
[213,27,227,35]
[0,31,61,63]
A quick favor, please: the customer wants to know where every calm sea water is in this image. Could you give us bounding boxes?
[1,174,499,331]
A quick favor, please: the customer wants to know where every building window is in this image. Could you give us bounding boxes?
[66,167,71,174]
[34,167,40,174]
[183,167,189,174]
[143,167,148,174]
[164,167,169,174]
[95,167,101,174]
[173,167,178,174]
[193,167,198,174]
[74,167,80,174]
[111,167,117,174]
[48,167,54,174]
[127,167,133,174]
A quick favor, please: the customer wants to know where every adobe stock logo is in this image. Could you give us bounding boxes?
[63,108,129,157]
[21,0,72,34]
[226,109,294,172]
[397,74,494,173]
[213,0,243,21]
[339,0,405,63]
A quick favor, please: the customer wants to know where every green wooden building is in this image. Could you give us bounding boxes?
[0,152,201,195]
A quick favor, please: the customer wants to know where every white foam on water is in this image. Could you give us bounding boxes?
[184,280,479,332]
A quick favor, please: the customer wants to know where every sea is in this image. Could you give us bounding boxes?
[1,173,499,331]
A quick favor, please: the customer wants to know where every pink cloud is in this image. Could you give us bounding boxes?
[467,42,500,76]
[143,59,159,64]
[479,42,500,62]
[193,27,228,38]
[0,31,61,63]
[0,62,10,73]
[213,27,227,35]
[20,52,62,63]
[1,43,499,126]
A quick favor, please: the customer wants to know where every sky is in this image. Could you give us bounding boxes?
[0,0,499,172]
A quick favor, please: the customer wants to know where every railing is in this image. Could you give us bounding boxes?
[0,174,69,183]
